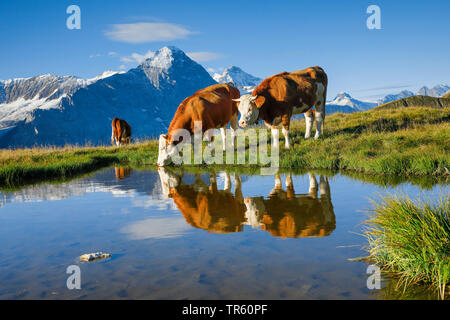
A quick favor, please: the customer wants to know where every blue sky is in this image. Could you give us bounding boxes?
[0,0,448,100]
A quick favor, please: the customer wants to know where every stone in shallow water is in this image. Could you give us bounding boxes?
[80,252,111,262]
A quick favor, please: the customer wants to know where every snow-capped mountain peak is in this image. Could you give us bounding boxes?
[326,92,377,113]
[87,70,125,84]
[212,66,262,94]
[140,46,188,71]
[417,84,450,97]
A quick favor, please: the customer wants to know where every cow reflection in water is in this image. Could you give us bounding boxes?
[158,168,335,238]
[244,173,335,238]
[158,168,246,233]
[115,167,132,180]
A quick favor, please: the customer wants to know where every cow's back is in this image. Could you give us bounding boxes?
[290,66,327,86]
[121,119,131,138]
[168,83,239,134]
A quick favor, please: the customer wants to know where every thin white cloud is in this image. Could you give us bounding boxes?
[121,216,190,240]
[89,53,102,58]
[119,65,127,70]
[108,51,118,56]
[120,50,155,64]
[120,56,135,63]
[186,51,222,62]
[105,22,194,43]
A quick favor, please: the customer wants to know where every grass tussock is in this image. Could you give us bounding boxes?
[363,193,450,299]
[0,106,449,186]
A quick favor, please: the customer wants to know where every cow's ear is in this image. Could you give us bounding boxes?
[160,134,169,143]
[254,96,266,108]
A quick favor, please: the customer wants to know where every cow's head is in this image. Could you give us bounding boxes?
[243,197,266,228]
[157,134,178,166]
[157,167,181,197]
[233,95,265,127]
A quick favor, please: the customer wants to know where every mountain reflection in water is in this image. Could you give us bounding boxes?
[158,168,335,238]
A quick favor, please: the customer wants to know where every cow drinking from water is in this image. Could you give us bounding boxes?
[111,118,132,146]
[233,66,328,149]
[157,83,240,167]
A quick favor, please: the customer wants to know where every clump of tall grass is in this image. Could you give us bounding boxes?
[363,193,450,299]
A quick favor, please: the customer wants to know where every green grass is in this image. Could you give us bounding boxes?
[363,193,450,299]
[0,141,158,186]
[0,106,449,186]
[282,106,449,176]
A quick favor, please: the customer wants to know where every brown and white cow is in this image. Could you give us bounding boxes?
[243,173,335,238]
[157,83,240,166]
[158,168,246,233]
[233,66,328,149]
[111,117,132,146]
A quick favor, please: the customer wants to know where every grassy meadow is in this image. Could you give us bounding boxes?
[0,105,449,186]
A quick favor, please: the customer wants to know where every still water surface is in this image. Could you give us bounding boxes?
[0,167,446,299]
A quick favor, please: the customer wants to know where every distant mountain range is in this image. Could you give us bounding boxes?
[0,46,216,148]
[0,49,448,148]
[377,85,450,105]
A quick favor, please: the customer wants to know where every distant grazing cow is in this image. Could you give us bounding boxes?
[158,168,246,233]
[233,66,328,149]
[111,117,132,146]
[157,83,240,166]
[243,173,335,238]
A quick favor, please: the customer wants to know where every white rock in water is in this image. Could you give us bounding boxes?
[80,252,111,262]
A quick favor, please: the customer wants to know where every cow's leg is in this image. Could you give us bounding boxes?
[314,85,326,139]
[269,172,287,199]
[304,109,314,139]
[209,172,218,192]
[314,110,325,139]
[285,172,295,199]
[275,173,282,188]
[220,127,227,152]
[308,173,318,199]
[230,114,238,149]
[271,127,280,150]
[319,175,334,224]
[264,121,280,150]
[319,175,329,198]
[281,115,291,149]
[111,127,115,145]
[204,129,215,149]
[223,172,231,192]
[234,173,243,203]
